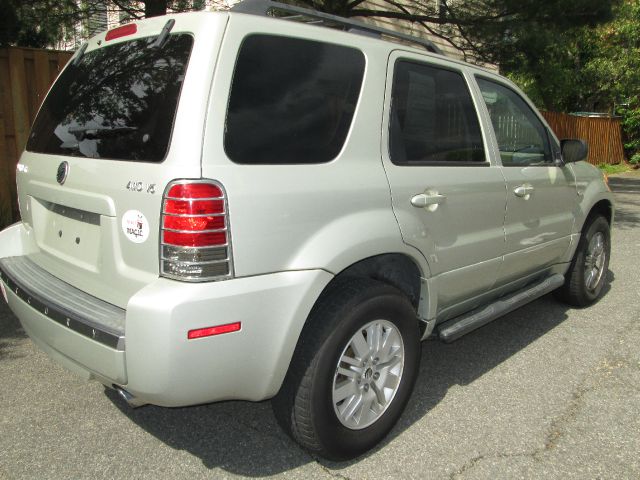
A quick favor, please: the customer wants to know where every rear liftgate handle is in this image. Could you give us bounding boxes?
[411,190,447,212]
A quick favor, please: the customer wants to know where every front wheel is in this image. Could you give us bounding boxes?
[556,215,611,307]
[272,277,420,460]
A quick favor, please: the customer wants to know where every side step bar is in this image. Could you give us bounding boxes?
[438,274,565,343]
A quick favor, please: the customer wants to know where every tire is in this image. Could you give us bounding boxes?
[555,215,611,307]
[272,277,420,461]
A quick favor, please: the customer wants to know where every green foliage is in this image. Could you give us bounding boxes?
[304,0,614,65]
[0,0,81,47]
[598,163,632,174]
[504,0,640,160]
[620,103,640,156]
[0,0,210,46]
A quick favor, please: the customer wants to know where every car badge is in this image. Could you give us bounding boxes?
[56,161,69,185]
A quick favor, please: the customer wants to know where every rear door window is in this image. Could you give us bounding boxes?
[27,34,193,162]
[224,35,365,164]
[389,60,486,165]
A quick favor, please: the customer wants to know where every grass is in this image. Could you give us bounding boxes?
[598,163,633,175]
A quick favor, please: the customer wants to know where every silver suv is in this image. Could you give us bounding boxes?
[0,0,614,460]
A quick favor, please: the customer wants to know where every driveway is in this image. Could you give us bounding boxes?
[1,172,639,479]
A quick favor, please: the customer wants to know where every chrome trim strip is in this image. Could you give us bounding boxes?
[162,227,227,234]
[161,242,230,248]
[161,212,226,218]
[164,195,224,201]
[161,244,228,251]
[0,265,125,351]
[160,258,229,265]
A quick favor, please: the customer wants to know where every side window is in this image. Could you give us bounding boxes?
[476,77,551,166]
[389,61,485,165]
[224,35,365,164]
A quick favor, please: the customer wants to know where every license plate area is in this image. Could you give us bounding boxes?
[31,197,102,271]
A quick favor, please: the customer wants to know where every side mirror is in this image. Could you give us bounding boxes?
[561,139,588,163]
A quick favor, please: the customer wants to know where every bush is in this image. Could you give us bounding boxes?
[621,102,640,161]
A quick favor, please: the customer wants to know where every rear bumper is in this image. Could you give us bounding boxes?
[1,222,332,407]
[124,269,331,406]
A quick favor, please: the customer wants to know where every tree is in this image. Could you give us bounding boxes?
[0,0,210,47]
[103,0,209,19]
[0,0,83,47]
[298,0,614,65]
[502,0,640,160]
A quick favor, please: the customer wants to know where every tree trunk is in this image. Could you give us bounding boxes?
[145,0,167,18]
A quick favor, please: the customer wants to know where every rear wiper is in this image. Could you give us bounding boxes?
[150,19,175,49]
[68,126,138,141]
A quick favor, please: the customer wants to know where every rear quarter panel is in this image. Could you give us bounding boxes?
[201,16,429,278]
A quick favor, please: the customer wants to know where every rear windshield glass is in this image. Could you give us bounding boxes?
[27,34,193,162]
[224,35,365,164]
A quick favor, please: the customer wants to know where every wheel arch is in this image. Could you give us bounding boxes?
[585,199,613,227]
[335,253,423,308]
[305,253,431,341]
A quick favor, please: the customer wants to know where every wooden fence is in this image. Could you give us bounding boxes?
[542,111,625,166]
[0,46,72,224]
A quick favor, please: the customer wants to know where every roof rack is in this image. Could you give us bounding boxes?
[230,0,443,55]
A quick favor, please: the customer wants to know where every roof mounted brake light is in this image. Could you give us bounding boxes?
[105,23,137,41]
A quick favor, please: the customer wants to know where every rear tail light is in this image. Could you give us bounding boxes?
[161,180,233,281]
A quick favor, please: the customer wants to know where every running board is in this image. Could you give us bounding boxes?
[438,274,565,343]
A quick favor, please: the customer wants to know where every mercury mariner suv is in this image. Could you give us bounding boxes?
[0,0,614,460]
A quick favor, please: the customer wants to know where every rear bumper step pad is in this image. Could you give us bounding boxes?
[0,256,125,350]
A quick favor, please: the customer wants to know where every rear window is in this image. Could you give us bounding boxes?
[224,35,365,164]
[27,34,193,162]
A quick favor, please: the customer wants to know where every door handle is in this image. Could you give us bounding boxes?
[514,184,534,199]
[411,191,446,209]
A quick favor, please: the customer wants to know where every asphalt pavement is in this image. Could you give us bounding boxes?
[1,171,639,479]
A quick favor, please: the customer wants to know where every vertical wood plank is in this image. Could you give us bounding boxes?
[1,49,17,220]
[0,119,14,223]
[23,57,37,123]
[0,50,14,148]
[33,50,51,111]
[8,47,30,158]
[56,52,71,74]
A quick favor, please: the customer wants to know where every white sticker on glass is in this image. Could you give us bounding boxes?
[121,210,150,244]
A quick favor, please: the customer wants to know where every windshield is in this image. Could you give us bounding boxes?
[27,33,193,162]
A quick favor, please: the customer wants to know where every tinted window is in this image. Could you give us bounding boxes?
[389,61,485,165]
[27,34,193,162]
[476,77,551,166]
[225,35,365,164]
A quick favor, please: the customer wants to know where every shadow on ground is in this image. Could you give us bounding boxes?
[109,279,617,476]
[0,299,27,361]
[609,175,640,230]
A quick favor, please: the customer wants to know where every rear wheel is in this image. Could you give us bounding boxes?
[272,277,420,460]
[556,215,611,307]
